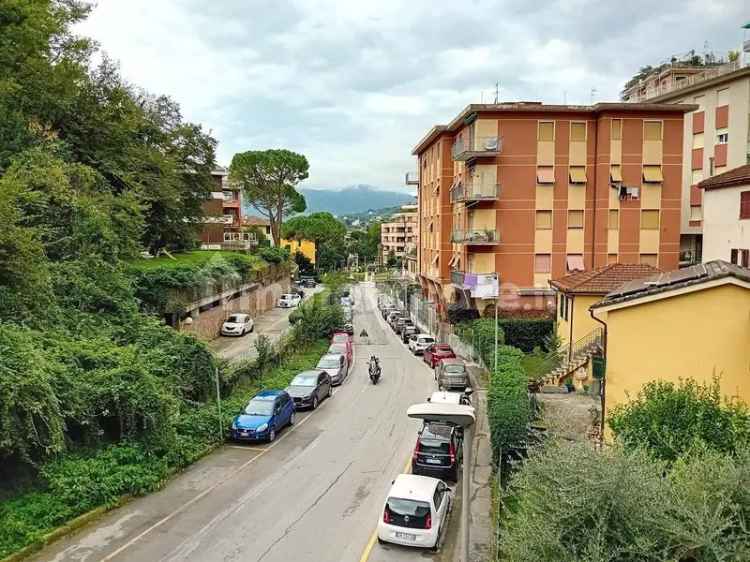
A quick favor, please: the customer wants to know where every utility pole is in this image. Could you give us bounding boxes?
[214,367,223,441]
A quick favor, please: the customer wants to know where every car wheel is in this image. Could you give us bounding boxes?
[327,385,332,398]
[289,412,296,426]
[312,396,319,410]
[249,325,254,333]
[241,328,246,336]
[268,428,276,442]
[377,537,385,545]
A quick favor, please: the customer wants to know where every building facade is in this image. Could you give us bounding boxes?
[200,166,244,249]
[623,63,750,266]
[699,164,750,266]
[381,203,418,264]
[411,102,692,316]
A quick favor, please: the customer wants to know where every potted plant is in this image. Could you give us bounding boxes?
[563,376,575,392]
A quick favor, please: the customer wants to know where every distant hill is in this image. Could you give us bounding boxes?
[300,185,414,216]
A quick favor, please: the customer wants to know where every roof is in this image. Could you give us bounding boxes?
[243,216,271,226]
[698,164,750,191]
[412,101,697,154]
[389,474,441,499]
[591,260,750,309]
[550,263,661,295]
[646,65,750,103]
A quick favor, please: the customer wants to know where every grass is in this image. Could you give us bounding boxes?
[520,351,557,382]
[128,250,263,271]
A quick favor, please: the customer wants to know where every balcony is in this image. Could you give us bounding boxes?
[223,198,241,209]
[450,180,500,205]
[452,136,502,161]
[451,229,499,245]
[405,172,419,186]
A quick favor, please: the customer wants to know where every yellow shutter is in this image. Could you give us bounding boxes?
[644,121,662,141]
[567,210,584,228]
[639,254,658,266]
[535,210,552,229]
[611,119,622,140]
[610,164,623,182]
[643,165,663,183]
[569,166,587,183]
[641,210,660,230]
[608,209,619,229]
[538,121,554,141]
[536,166,555,184]
[570,122,586,141]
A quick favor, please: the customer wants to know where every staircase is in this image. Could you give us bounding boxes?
[545,328,604,385]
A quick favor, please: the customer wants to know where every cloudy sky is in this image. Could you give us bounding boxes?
[77,0,747,190]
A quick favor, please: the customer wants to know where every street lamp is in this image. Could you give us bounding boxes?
[407,403,476,562]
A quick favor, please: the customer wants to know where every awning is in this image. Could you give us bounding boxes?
[610,165,623,183]
[569,167,587,183]
[536,166,555,184]
[431,254,439,266]
[566,255,584,272]
[643,165,663,183]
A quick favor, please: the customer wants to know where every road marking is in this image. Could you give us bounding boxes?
[99,404,323,562]
[226,446,266,452]
[358,455,413,562]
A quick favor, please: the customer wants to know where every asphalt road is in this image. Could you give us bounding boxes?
[29,283,454,562]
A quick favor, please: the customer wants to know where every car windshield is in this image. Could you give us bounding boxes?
[419,337,435,344]
[244,399,274,416]
[444,364,465,374]
[317,357,340,369]
[226,315,244,323]
[332,334,347,343]
[290,374,317,387]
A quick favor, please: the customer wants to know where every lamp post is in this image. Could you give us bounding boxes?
[407,403,476,562]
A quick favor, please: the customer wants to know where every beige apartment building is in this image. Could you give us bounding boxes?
[623,60,750,265]
[381,203,418,264]
[412,102,693,317]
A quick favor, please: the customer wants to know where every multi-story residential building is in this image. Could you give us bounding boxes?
[622,58,750,265]
[411,101,693,316]
[381,203,418,264]
[699,164,750,266]
[200,166,244,249]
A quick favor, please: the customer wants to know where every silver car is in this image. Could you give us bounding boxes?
[316,353,349,385]
[435,359,470,390]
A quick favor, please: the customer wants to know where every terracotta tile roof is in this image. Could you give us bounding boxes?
[549,263,661,295]
[698,164,750,191]
[242,216,270,226]
[592,260,750,309]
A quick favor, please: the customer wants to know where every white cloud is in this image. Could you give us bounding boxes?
[76,0,746,189]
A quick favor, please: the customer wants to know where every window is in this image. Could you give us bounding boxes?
[608,210,619,229]
[535,210,552,229]
[569,166,587,183]
[536,166,555,184]
[640,254,658,267]
[570,122,586,142]
[567,210,584,229]
[538,121,554,141]
[607,253,618,265]
[566,255,584,272]
[717,88,729,107]
[610,165,623,183]
[690,205,703,221]
[717,131,728,144]
[730,249,749,267]
[692,132,704,149]
[641,210,660,230]
[534,254,551,273]
[559,294,568,321]
[644,121,662,141]
[611,119,622,140]
[643,165,663,183]
[741,191,750,220]
[691,170,704,185]
[223,232,232,241]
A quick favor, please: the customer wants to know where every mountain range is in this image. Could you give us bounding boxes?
[300,185,414,216]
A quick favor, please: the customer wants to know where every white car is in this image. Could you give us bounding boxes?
[220,313,254,337]
[377,474,451,549]
[410,334,436,355]
[278,293,302,308]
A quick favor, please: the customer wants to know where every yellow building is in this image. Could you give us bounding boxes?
[282,238,316,264]
[591,260,750,426]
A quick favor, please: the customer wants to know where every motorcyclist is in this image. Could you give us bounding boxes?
[368,355,381,381]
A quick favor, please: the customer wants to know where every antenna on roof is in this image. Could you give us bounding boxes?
[494,81,500,104]
[590,88,598,104]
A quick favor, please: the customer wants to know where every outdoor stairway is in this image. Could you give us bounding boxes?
[545,328,604,386]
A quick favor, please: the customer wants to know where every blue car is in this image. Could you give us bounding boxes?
[230,390,296,442]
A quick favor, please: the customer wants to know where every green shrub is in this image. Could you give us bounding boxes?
[487,345,530,460]
[609,378,750,463]
[259,246,290,264]
[455,319,504,368]
[497,318,554,352]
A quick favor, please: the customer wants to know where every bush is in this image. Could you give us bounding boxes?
[455,319,504,368]
[259,246,289,264]
[609,378,750,463]
[445,304,479,325]
[487,345,530,460]
[497,318,554,352]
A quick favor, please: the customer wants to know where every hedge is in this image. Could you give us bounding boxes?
[487,345,531,461]
[497,318,553,352]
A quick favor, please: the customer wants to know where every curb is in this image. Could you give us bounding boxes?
[0,442,218,562]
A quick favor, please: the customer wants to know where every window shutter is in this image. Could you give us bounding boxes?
[743,249,750,268]
[730,249,739,265]
[740,192,750,220]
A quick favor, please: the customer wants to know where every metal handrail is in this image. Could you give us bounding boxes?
[566,327,604,363]
[451,229,499,244]
[452,136,502,158]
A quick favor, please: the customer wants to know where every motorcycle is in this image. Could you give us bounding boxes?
[369,356,381,385]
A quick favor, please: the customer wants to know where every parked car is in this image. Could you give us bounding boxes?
[427,389,472,406]
[285,370,331,410]
[328,342,352,365]
[316,353,348,385]
[300,277,317,288]
[331,332,353,360]
[411,421,462,481]
[435,359,470,390]
[410,334,436,355]
[381,306,396,320]
[387,311,402,329]
[278,293,302,308]
[401,325,418,344]
[395,317,413,335]
[423,344,456,368]
[230,390,295,443]
[377,474,452,549]
[220,313,254,336]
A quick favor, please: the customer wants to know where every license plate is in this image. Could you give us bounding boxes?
[240,430,249,436]
[425,458,442,465]
[395,532,416,541]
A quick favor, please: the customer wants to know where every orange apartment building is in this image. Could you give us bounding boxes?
[200,166,244,249]
[412,102,695,316]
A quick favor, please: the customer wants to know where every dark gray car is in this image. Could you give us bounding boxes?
[435,358,470,390]
[285,370,332,410]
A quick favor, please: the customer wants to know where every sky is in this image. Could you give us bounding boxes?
[76,0,747,191]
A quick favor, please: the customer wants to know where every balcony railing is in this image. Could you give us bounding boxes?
[451,229,499,245]
[223,198,241,209]
[450,180,500,203]
[452,136,502,161]
[405,172,419,186]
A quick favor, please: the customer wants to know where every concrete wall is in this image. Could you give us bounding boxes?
[702,184,750,262]
[599,283,750,425]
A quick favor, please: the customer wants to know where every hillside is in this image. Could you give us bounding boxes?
[300,185,413,215]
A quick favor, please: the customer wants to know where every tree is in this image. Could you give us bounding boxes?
[229,149,308,245]
[348,222,380,265]
[293,250,314,274]
[282,212,348,271]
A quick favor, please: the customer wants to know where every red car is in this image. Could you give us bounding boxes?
[423,344,456,368]
[330,332,353,364]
